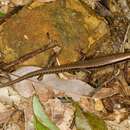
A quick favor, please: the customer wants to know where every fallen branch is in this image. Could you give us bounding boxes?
[2,44,58,71]
[0,6,23,25]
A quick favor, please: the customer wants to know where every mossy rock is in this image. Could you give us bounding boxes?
[0,1,108,67]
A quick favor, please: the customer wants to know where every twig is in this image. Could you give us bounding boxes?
[2,44,58,71]
[123,24,130,45]
[0,6,23,25]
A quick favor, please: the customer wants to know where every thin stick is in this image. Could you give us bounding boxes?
[0,6,23,25]
[2,44,58,71]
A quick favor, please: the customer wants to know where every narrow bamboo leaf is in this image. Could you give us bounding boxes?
[34,116,49,130]
[74,103,108,130]
[75,103,92,130]
[84,111,108,130]
[33,95,60,130]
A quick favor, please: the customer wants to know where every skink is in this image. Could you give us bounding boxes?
[1,52,130,87]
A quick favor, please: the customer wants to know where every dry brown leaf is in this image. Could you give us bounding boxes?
[19,98,33,130]
[94,99,106,112]
[117,72,130,96]
[104,108,128,123]
[37,0,56,2]
[93,83,120,99]
[6,110,25,130]
[0,87,21,106]
[33,82,55,102]
[102,98,114,112]
[80,96,95,113]
[0,109,14,124]
[11,0,32,5]
[44,98,74,130]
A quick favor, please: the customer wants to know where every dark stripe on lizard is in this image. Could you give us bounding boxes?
[1,52,130,87]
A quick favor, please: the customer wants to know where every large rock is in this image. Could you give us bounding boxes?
[0,0,108,67]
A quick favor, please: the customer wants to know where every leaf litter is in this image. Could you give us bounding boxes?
[0,0,130,130]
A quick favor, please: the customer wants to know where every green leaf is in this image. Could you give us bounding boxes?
[75,103,92,130]
[34,116,49,130]
[0,12,5,17]
[74,103,108,130]
[33,95,60,130]
[84,112,108,130]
